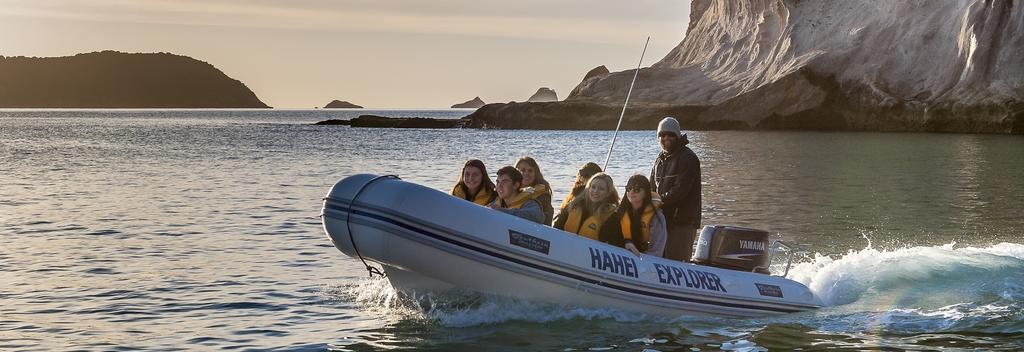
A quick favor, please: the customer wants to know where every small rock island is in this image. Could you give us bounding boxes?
[323,100,363,109]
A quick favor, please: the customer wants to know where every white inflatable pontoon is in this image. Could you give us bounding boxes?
[322,174,822,317]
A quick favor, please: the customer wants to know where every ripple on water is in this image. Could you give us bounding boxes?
[29,267,71,273]
[232,329,289,337]
[186,336,227,345]
[14,225,88,235]
[0,341,42,350]
[0,200,32,206]
[84,229,122,236]
[26,309,66,315]
[194,301,290,312]
[152,231,187,237]
[88,290,150,301]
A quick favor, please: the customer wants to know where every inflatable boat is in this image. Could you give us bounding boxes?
[322,174,822,317]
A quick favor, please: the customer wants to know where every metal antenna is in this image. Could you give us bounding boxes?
[603,36,650,171]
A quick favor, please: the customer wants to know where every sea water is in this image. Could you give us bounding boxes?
[1,109,1022,351]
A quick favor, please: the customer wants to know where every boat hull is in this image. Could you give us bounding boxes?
[322,174,821,317]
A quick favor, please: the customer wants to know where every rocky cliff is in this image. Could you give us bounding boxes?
[0,51,268,108]
[470,0,1024,133]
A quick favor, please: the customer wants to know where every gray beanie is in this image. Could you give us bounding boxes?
[657,117,683,138]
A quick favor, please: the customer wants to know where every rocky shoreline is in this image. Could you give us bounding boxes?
[316,115,468,128]
[464,102,1024,133]
[466,72,1024,134]
[318,98,1022,133]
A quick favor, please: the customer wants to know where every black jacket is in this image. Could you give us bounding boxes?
[650,145,701,228]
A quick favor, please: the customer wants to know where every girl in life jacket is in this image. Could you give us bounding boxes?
[553,172,619,240]
[515,156,555,224]
[559,162,603,213]
[451,159,497,206]
[600,174,668,257]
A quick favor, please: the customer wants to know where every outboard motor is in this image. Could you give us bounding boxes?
[692,225,772,274]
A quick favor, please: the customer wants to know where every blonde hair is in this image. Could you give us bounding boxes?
[567,172,619,216]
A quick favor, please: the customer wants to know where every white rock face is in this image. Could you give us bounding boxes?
[568,0,1023,132]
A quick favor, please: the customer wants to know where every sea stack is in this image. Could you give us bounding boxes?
[469,0,1024,134]
[324,100,363,109]
[527,88,558,102]
[451,97,485,108]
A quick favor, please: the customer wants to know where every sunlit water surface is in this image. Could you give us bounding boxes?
[2,109,1022,351]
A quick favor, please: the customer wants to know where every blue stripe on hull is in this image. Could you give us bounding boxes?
[324,201,818,314]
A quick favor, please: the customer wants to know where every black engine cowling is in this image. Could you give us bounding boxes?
[692,225,772,274]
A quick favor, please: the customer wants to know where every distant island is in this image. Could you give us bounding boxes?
[451,97,485,109]
[0,51,268,108]
[324,100,363,109]
[468,1,1023,134]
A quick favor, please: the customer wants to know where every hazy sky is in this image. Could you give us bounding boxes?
[2,0,691,108]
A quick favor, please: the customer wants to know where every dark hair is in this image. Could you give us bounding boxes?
[456,159,495,200]
[619,174,654,243]
[514,156,546,187]
[495,165,523,185]
[570,162,603,197]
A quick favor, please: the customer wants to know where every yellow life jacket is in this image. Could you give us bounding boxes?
[498,191,533,209]
[525,183,549,200]
[451,185,495,206]
[564,203,615,240]
[620,204,657,248]
[507,183,548,207]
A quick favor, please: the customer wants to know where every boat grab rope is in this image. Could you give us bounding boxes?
[346,174,400,278]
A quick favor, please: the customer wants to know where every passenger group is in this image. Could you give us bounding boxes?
[449,117,701,261]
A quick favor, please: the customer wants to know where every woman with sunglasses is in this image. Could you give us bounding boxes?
[451,159,497,205]
[553,173,619,240]
[558,162,602,213]
[601,174,667,257]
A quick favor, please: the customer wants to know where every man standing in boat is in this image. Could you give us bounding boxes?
[650,117,702,262]
[489,166,546,224]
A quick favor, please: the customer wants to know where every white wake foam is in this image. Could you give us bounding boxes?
[787,242,1024,308]
[337,276,656,327]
